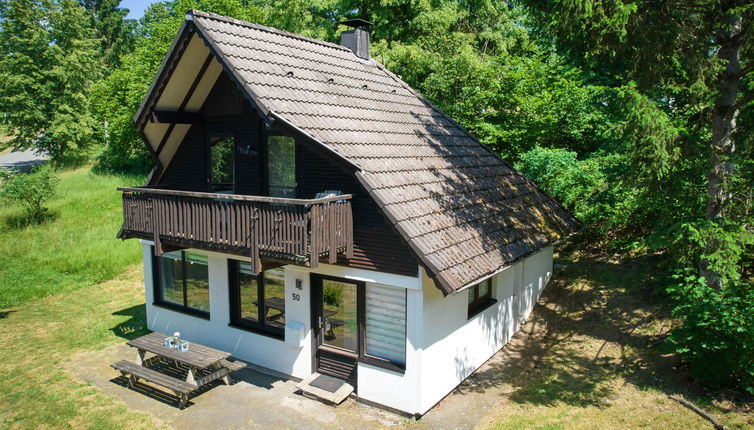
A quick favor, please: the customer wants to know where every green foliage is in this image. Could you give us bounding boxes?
[0,0,103,162]
[516,147,604,221]
[78,0,136,68]
[0,165,60,224]
[520,0,754,391]
[668,270,754,392]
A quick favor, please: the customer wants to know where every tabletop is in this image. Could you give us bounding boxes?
[126,332,230,369]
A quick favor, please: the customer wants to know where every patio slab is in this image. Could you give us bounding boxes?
[66,319,543,430]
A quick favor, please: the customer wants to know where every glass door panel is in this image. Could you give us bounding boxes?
[321,279,358,352]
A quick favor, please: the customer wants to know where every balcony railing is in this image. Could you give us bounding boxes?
[117,187,353,271]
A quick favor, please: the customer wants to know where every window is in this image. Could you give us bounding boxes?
[266,135,296,198]
[229,260,285,338]
[153,250,210,318]
[210,135,234,192]
[467,278,495,318]
[364,284,406,368]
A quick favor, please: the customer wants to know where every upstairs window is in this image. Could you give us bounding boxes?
[228,260,286,339]
[153,250,210,318]
[266,135,296,198]
[210,135,234,193]
[467,278,495,318]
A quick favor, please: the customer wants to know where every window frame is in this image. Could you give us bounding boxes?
[467,278,496,319]
[228,259,285,340]
[151,248,210,319]
[263,131,298,198]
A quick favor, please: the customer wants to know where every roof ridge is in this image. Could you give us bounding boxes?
[188,10,353,54]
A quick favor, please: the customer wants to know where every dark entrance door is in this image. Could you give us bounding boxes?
[310,274,363,387]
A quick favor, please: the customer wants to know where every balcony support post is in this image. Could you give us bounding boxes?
[249,207,260,274]
[309,205,319,269]
[152,197,163,256]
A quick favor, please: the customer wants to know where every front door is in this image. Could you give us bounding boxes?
[310,274,362,387]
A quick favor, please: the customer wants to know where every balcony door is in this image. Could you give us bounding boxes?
[208,133,235,193]
[310,274,363,387]
[266,134,297,198]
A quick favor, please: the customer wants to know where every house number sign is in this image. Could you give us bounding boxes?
[292,293,301,301]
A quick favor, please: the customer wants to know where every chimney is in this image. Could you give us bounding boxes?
[339,19,372,60]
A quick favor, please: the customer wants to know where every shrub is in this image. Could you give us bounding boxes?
[666,220,754,392]
[0,165,60,223]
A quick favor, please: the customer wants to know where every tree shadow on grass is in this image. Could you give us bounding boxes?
[1,210,59,231]
[456,248,695,410]
[110,304,149,341]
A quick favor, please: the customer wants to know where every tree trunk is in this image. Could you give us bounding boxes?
[700,9,742,290]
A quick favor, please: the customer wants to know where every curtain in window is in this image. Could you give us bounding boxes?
[365,284,407,365]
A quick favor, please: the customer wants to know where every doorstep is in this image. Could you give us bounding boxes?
[296,373,354,405]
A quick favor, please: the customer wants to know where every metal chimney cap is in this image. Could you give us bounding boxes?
[338,18,373,28]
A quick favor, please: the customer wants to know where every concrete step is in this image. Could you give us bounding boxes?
[296,372,353,405]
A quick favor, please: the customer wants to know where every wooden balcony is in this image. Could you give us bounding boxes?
[117,187,353,271]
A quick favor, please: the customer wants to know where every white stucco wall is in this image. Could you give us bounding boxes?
[139,240,554,416]
[417,246,554,414]
[139,241,423,413]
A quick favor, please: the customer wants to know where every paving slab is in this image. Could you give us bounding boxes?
[66,319,542,430]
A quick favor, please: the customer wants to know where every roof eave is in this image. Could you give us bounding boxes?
[132,21,193,129]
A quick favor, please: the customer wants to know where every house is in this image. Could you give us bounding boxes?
[117,10,579,416]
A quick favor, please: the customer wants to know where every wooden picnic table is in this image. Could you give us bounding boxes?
[126,332,232,387]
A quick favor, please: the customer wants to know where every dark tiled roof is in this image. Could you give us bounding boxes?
[190,10,580,294]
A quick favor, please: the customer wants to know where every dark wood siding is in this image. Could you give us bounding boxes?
[298,144,417,277]
[201,72,247,117]
[232,115,263,195]
[157,70,417,277]
[159,125,206,191]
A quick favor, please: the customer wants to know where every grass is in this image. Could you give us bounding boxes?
[480,245,754,430]
[0,266,164,429]
[0,167,145,308]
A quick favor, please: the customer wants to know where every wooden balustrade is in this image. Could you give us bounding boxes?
[118,187,353,271]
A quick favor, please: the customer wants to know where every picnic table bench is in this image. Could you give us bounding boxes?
[111,360,197,408]
[112,332,247,409]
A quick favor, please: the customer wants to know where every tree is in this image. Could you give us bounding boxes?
[519,0,754,389]
[0,0,103,161]
[520,0,753,282]
[79,0,136,68]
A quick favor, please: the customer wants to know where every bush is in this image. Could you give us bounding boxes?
[0,165,60,223]
[668,272,754,392]
[666,220,754,392]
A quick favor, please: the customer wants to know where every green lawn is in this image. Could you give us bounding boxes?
[0,266,164,429]
[481,246,753,430]
[0,167,145,308]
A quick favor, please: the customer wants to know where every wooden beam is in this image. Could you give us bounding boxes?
[150,110,203,124]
